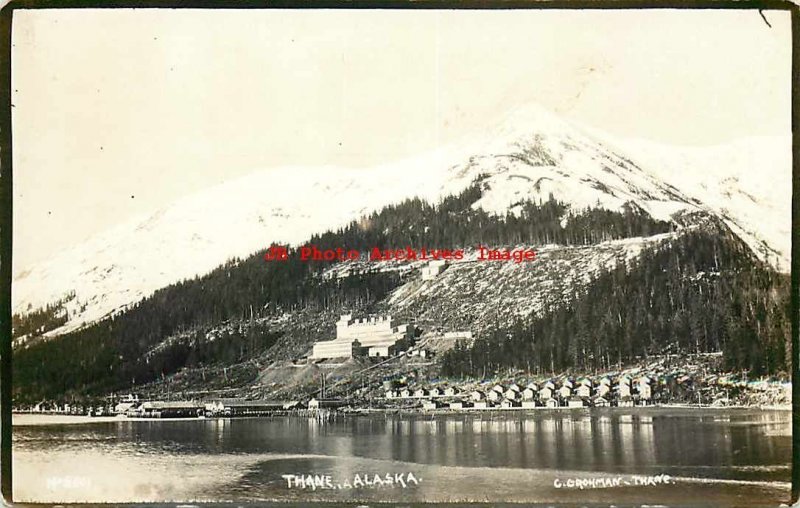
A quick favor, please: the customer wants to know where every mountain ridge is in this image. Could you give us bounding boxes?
[12,104,789,339]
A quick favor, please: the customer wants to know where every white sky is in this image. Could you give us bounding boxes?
[11,8,791,267]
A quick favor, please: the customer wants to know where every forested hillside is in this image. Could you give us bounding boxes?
[14,180,781,404]
[441,225,790,378]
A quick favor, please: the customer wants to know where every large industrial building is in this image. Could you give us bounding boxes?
[310,314,414,360]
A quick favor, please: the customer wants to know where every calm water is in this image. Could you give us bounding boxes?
[12,408,791,506]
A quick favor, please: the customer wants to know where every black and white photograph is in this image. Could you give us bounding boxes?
[6,5,794,506]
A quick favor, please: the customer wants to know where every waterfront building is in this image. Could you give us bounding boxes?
[568,397,590,408]
[593,396,611,407]
[113,395,140,414]
[139,401,205,418]
[308,398,347,410]
[216,399,285,416]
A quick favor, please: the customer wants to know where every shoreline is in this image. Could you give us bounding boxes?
[13,403,791,425]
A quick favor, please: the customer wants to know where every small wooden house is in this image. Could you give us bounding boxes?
[567,396,590,408]
[471,390,486,401]
[522,388,537,400]
[576,385,592,398]
[399,388,412,398]
[539,387,554,400]
[429,387,444,397]
[414,388,428,398]
[593,396,610,407]
[595,384,611,397]
[444,386,459,397]
[487,390,504,402]
[504,388,520,400]
[500,399,521,409]
[558,385,573,399]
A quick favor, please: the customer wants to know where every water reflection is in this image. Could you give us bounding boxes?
[13,409,791,504]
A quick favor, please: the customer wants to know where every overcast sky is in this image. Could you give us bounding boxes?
[11,8,791,267]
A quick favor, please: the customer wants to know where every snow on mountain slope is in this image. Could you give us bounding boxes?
[610,135,791,272]
[12,103,782,338]
[12,154,468,338]
[451,104,698,221]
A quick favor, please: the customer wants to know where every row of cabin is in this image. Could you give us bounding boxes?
[472,376,655,404]
[420,398,612,410]
[415,376,656,409]
[385,386,460,399]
